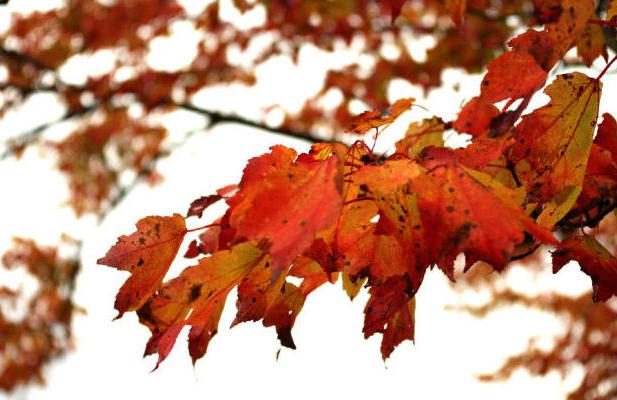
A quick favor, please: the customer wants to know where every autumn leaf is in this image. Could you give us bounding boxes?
[137,242,265,367]
[363,276,415,359]
[577,144,617,209]
[480,50,547,104]
[232,255,285,327]
[536,186,582,229]
[226,145,343,270]
[595,113,617,161]
[341,272,366,300]
[453,97,499,136]
[186,194,222,218]
[541,0,596,60]
[553,236,617,302]
[576,16,607,67]
[476,0,594,107]
[334,143,379,277]
[261,281,306,349]
[97,214,187,317]
[353,149,556,278]
[183,240,201,258]
[348,98,414,134]
[415,148,557,272]
[453,135,509,171]
[345,158,425,283]
[510,72,601,202]
[395,117,445,158]
[380,297,415,359]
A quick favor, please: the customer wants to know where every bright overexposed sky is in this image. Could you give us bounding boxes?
[2,1,617,400]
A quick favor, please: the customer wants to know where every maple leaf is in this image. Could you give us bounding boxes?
[480,50,547,104]
[363,276,415,359]
[197,223,222,255]
[453,136,509,171]
[232,255,323,350]
[576,15,607,67]
[183,240,201,258]
[553,236,617,302]
[348,98,414,134]
[261,281,306,349]
[475,0,594,108]
[395,117,445,158]
[342,156,426,286]
[554,116,617,229]
[334,143,379,277]
[97,214,187,317]
[186,194,222,218]
[595,113,617,161]
[232,255,286,327]
[227,145,343,270]
[416,148,557,272]
[453,97,500,136]
[380,297,415,359]
[510,72,602,203]
[137,242,265,367]
[341,272,366,300]
[580,146,617,203]
[353,149,557,279]
[542,0,596,60]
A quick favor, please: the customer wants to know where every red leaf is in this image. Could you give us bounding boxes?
[481,50,547,104]
[97,214,186,317]
[453,97,500,136]
[595,113,617,161]
[227,145,343,269]
[553,236,617,301]
[363,276,415,359]
[186,194,222,218]
[183,240,200,258]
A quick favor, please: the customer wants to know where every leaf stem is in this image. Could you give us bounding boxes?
[596,53,617,81]
[186,222,221,233]
[589,19,617,28]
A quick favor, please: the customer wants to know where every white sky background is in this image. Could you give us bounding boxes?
[1,1,616,399]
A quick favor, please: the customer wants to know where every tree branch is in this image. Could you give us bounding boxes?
[0,94,324,160]
[175,102,323,143]
[0,106,96,160]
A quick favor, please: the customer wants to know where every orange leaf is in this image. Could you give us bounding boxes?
[97,214,186,317]
[576,17,607,67]
[348,98,414,134]
[138,242,265,367]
